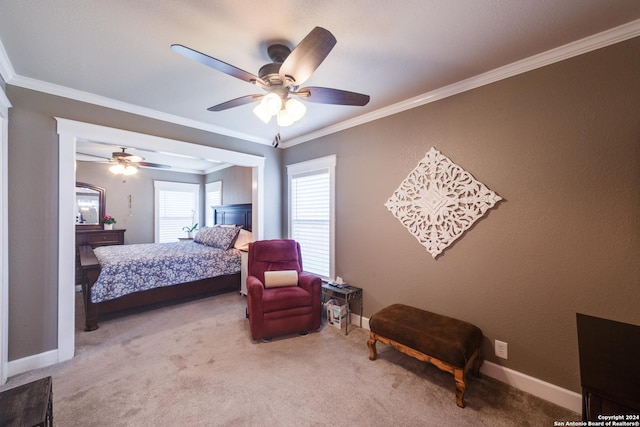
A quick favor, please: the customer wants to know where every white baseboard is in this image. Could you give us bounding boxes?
[352,312,581,413]
[7,349,59,378]
[480,361,581,413]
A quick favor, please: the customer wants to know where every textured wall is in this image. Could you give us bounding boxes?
[282,38,640,392]
[7,87,280,360]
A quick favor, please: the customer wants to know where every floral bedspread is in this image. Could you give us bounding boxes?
[91,241,241,303]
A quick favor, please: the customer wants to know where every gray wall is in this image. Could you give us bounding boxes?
[76,163,252,244]
[7,86,281,360]
[282,37,640,392]
[206,166,252,206]
[77,162,201,244]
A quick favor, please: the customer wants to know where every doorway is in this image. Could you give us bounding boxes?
[56,118,265,362]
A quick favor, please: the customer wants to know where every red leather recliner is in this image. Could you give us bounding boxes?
[246,239,322,341]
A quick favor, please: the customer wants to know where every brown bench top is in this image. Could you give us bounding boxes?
[369,304,482,368]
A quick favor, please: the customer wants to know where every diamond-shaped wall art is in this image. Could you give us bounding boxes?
[385,147,502,258]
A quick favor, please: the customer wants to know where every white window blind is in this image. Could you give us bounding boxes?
[288,156,335,278]
[205,181,222,227]
[154,181,200,243]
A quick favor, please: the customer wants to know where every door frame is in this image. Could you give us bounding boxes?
[0,86,10,385]
[56,118,265,362]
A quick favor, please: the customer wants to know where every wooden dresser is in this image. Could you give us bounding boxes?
[75,229,126,285]
[577,313,640,420]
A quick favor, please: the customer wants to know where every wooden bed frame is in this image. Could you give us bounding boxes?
[80,203,252,331]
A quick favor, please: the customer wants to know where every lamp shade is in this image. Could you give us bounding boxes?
[285,98,306,122]
[253,104,272,123]
[277,109,294,127]
[123,164,138,176]
[109,163,125,174]
[261,93,282,116]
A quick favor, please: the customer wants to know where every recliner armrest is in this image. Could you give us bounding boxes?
[246,275,266,340]
[298,272,321,296]
[247,275,264,296]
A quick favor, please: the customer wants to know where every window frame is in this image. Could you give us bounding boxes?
[205,181,222,227]
[154,180,200,243]
[287,155,336,280]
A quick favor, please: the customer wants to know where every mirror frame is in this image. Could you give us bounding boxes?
[75,182,106,231]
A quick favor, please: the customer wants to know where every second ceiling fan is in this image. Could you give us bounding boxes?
[171,26,370,127]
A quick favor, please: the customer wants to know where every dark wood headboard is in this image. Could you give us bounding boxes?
[213,203,252,231]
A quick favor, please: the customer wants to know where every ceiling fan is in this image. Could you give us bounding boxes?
[78,148,170,176]
[171,26,370,127]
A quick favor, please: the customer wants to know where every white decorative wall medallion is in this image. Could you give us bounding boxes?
[385,147,502,258]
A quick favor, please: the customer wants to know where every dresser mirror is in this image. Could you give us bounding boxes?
[75,182,105,230]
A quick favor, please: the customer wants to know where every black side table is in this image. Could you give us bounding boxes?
[321,283,363,335]
[0,376,53,427]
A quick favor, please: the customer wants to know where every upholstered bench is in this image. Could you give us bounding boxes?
[367,304,483,408]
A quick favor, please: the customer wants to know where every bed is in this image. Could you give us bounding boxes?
[79,203,252,331]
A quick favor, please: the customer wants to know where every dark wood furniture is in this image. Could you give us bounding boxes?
[75,182,105,230]
[368,304,483,408]
[80,204,252,331]
[213,203,252,231]
[75,228,126,285]
[0,376,52,427]
[576,313,640,421]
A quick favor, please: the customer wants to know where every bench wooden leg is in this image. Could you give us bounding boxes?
[367,332,378,361]
[369,331,481,408]
[472,356,483,378]
[454,369,466,408]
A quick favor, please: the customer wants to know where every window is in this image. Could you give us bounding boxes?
[287,155,335,278]
[154,181,200,243]
[205,181,222,227]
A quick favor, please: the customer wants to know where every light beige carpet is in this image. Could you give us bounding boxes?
[2,291,579,426]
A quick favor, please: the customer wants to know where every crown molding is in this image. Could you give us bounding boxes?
[281,18,640,148]
[0,38,15,84]
[0,38,15,114]
[0,88,10,115]
[5,74,271,146]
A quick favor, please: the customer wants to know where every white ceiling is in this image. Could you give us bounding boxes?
[1,1,640,164]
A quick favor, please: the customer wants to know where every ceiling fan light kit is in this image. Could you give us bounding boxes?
[171,26,369,133]
[109,162,138,176]
[285,98,306,121]
[261,92,282,115]
[253,103,272,124]
[254,96,307,126]
[79,147,170,174]
[276,108,294,127]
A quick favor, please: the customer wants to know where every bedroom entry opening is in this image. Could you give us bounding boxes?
[57,118,265,363]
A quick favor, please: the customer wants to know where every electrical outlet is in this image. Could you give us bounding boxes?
[495,340,508,359]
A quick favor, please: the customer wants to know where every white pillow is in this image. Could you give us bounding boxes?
[264,270,298,288]
[234,229,252,251]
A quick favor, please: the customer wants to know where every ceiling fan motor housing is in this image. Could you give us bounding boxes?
[258,63,283,86]
[259,44,294,87]
[267,44,291,63]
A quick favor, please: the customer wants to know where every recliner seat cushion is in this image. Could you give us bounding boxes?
[262,286,312,313]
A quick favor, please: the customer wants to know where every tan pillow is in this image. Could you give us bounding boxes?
[234,229,252,251]
[264,270,298,288]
